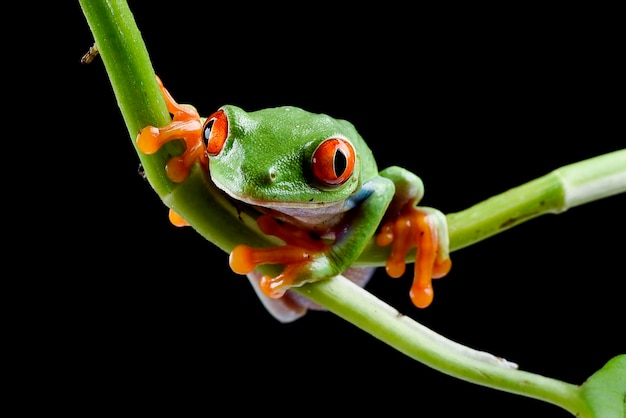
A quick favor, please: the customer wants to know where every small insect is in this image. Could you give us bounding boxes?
[81,43,99,64]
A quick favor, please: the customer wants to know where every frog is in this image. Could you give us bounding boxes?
[137,76,452,323]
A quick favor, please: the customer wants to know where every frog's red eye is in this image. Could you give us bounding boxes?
[312,137,356,186]
[203,110,228,156]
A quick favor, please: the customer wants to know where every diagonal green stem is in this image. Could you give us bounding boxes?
[298,276,594,416]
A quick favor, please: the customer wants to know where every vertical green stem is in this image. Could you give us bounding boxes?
[79,0,180,197]
[79,0,277,252]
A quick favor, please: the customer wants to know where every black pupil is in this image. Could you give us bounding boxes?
[203,120,214,145]
[334,149,347,177]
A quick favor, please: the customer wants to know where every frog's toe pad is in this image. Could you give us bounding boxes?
[247,272,308,323]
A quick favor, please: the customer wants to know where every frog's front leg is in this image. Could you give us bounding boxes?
[136,76,207,183]
[375,166,452,308]
[229,177,395,299]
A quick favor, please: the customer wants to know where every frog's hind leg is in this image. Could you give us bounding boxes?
[284,266,376,311]
[247,267,376,323]
[246,267,376,323]
[247,271,308,324]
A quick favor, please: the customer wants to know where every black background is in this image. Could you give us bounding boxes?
[29,2,624,416]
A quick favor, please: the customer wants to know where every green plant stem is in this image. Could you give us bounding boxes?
[79,1,624,416]
[298,276,594,417]
[79,0,275,253]
[358,148,626,261]
[79,0,179,198]
[448,149,626,251]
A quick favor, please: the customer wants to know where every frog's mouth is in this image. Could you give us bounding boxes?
[212,177,352,227]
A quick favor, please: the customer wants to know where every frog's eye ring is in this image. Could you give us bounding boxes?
[312,137,356,186]
[203,110,229,156]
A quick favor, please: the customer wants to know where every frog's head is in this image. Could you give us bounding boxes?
[202,105,374,209]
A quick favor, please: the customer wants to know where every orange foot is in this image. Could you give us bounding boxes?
[136,76,207,183]
[376,204,451,308]
[229,215,330,298]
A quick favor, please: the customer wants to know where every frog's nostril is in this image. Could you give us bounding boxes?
[268,167,277,182]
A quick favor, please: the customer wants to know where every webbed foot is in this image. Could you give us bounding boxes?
[136,76,207,183]
[229,215,330,298]
[376,204,451,308]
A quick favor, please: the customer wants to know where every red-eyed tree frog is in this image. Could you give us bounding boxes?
[137,77,452,323]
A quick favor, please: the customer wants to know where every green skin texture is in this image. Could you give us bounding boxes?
[210,104,446,291]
